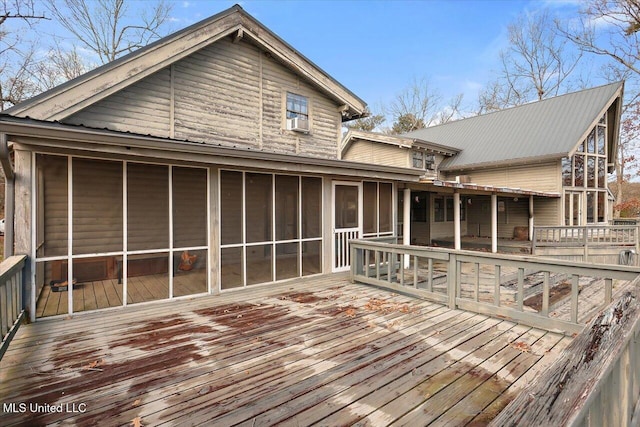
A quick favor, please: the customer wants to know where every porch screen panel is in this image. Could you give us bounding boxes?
[363,182,378,234]
[221,247,243,290]
[335,185,358,229]
[173,248,207,296]
[246,173,272,243]
[379,183,393,233]
[73,159,123,255]
[173,167,207,296]
[247,244,272,285]
[275,175,299,241]
[173,167,207,248]
[127,163,169,251]
[302,240,321,276]
[220,171,243,245]
[302,177,321,239]
[276,242,299,281]
[36,154,68,258]
[126,252,169,304]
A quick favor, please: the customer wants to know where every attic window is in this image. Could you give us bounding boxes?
[412,150,435,170]
[286,93,308,120]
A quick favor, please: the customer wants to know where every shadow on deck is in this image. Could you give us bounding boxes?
[0,273,571,426]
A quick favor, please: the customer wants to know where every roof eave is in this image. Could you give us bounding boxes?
[0,117,421,181]
[7,5,366,121]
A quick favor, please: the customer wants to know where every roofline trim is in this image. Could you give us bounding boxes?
[0,117,422,180]
[7,5,366,121]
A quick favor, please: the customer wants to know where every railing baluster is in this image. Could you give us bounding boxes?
[474,262,480,302]
[517,268,525,311]
[413,255,418,288]
[427,258,433,292]
[494,264,501,306]
[571,274,579,324]
[542,271,550,317]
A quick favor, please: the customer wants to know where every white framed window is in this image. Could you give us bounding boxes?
[286,92,308,120]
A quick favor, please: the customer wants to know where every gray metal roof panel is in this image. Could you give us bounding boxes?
[403,82,623,171]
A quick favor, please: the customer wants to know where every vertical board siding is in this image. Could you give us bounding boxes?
[63,36,342,158]
[64,69,171,136]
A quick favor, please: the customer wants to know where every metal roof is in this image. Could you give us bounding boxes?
[403,82,624,171]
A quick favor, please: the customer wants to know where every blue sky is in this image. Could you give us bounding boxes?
[164,0,588,114]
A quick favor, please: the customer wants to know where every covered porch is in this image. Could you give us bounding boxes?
[398,180,560,254]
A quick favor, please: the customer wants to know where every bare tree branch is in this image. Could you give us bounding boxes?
[46,0,173,64]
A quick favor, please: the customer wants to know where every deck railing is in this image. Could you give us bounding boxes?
[532,225,640,266]
[0,255,27,360]
[491,287,640,426]
[350,240,640,334]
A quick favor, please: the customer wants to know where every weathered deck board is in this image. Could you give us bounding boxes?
[1,273,571,426]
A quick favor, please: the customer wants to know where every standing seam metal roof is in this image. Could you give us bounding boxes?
[402,82,623,171]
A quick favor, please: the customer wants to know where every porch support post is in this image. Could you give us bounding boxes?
[491,193,498,253]
[402,188,411,268]
[403,188,411,268]
[529,195,534,241]
[454,191,461,250]
[14,149,33,321]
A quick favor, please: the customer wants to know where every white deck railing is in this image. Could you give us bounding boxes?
[350,240,640,334]
[0,255,27,360]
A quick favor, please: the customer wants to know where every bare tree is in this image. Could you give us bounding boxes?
[434,93,464,125]
[478,10,582,112]
[388,76,443,133]
[47,0,173,64]
[0,0,47,110]
[560,0,640,78]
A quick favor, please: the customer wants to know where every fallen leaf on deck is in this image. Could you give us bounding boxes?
[344,308,357,317]
[510,341,532,353]
[131,416,143,427]
[83,359,105,370]
[132,399,141,407]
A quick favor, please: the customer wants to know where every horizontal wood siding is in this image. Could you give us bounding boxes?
[72,159,123,254]
[173,38,261,147]
[173,167,208,248]
[534,198,560,226]
[343,140,409,167]
[127,164,170,251]
[36,155,68,258]
[64,69,171,137]
[63,36,343,158]
[444,161,561,193]
[260,47,341,158]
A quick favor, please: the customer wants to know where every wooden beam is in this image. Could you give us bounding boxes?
[233,28,243,43]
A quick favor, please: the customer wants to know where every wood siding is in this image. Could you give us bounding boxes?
[63,37,342,159]
[65,69,172,136]
[533,198,560,226]
[342,140,409,168]
[444,161,561,193]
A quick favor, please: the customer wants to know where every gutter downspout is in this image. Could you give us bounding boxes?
[0,133,14,257]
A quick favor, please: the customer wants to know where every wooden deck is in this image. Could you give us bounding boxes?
[36,270,207,317]
[1,273,572,426]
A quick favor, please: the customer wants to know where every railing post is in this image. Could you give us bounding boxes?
[350,244,357,283]
[584,226,589,262]
[447,253,457,309]
[531,226,537,255]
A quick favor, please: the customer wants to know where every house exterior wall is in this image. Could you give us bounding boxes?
[342,140,409,167]
[443,161,561,193]
[64,37,343,159]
